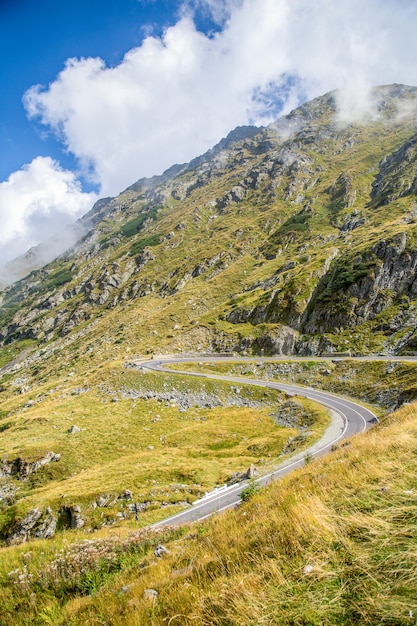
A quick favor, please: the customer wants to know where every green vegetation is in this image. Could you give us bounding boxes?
[0,362,330,540]
[240,478,259,501]
[129,234,161,256]
[119,207,158,238]
[0,340,34,370]
[45,267,74,290]
[0,397,416,624]
[318,253,381,300]
[0,86,417,623]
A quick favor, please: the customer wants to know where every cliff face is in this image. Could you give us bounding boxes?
[1,84,417,356]
[303,233,417,330]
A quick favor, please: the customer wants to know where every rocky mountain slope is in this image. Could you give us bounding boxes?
[1,83,417,529]
[1,84,417,358]
[1,83,417,624]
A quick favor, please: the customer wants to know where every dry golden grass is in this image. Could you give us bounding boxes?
[0,401,416,625]
[0,360,329,536]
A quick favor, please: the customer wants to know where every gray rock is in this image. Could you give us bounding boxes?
[154,544,170,557]
[0,481,16,504]
[144,588,158,601]
[34,512,57,539]
[119,489,133,500]
[59,504,85,529]
[228,464,257,485]
[68,424,81,434]
[246,464,256,479]
[0,451,61,480]
[96,495,110,507]
[6,507,44,545]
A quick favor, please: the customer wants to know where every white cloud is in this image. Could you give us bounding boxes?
[0,0,413,273]
[23,0,417,199]
[0,156,97,265]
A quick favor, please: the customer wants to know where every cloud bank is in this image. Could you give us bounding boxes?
[24,0,417,198]
[0,157,97,266]
[3,0,417,267]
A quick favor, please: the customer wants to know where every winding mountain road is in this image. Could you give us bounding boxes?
[136,355,378,527]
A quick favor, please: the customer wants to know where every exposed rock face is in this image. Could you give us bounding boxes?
[0,481,15,505]
[59,505,85,530]
[0,452,61,480]
[34,508,57,540]
[303,232,417,334]
[371,134,417,206]
[6,507,58,545]
[1,84,417,357]
[328,174,357,211]
[122,385,266,411]
[233,325,299,356]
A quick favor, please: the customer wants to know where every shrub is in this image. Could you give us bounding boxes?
[240,479,259,502]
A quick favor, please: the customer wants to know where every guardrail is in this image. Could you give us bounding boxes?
[193,485,229,505]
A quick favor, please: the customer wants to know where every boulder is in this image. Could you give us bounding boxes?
[6,508,44,545]
[59,504,85,529]
[154,544,170,557]
[0,451,61,480]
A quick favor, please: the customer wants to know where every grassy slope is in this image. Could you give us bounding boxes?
[0,357,330,536]
[0,396,416,625]
[1,91,417,622]
[2,106,417,357]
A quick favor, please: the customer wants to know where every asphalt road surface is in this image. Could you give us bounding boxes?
[136,355,378,527]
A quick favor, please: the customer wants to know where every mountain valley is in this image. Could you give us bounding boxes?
[1,84,417,624]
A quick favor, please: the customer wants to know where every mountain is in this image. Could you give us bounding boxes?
[1,84,417,357]
[2,84,417,623]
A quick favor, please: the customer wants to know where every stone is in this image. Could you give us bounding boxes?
[119,489,133,500]
[144,588,158,601]
[96,495,110,507]
[6,508,44,545]
[0,451,61,481]
[154,544,170,557]
[68,425,81,434]
[59,505,85,529]
[34,512,57,540]
[246,464,256,479]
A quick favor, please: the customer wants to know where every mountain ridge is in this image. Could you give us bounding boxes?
[1,86,417,624]
[2,84,417,358]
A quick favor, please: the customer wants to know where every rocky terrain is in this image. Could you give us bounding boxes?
[1,84,417,550]
[1,84,417,359]
[1,85,417,625]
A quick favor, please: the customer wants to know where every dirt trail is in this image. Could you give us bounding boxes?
[0,348,33,375]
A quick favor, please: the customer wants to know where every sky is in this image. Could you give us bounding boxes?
[1,0,417,268]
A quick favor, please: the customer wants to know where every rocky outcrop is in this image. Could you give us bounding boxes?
[59,505,85,530]
[5,507,57,545]
[0,452,61,480]
[328,174,357,212]
[235,325,299,356]
[227,464,257,485]
[303,232,417,333]
[371,134,417,207]
[121,386,266,411]
[2,85,417,356]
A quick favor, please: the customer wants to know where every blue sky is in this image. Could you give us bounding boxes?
[0,0,229,185]
[1,0,417,269]
[0,0,189,185]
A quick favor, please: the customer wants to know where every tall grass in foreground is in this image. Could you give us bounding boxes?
[1,402,417,625]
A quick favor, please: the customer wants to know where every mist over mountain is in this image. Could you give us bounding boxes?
[1,84,417,357]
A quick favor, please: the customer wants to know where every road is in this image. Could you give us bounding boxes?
[136,355,379,527]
